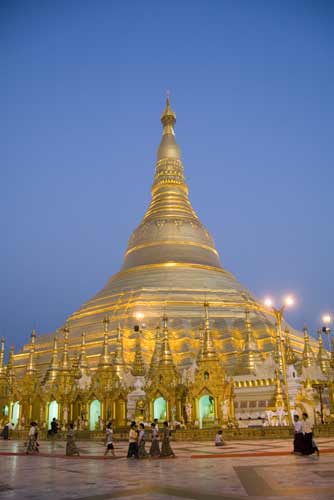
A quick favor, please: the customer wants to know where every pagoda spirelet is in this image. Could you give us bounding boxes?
[1,98,332,431]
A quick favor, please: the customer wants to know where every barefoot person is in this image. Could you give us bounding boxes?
[293,415,303,454]
[138,423,149,458]
[66,423,80,456]
[104,422,115,457]
[149,422,160,457]
[160,421,175,458]
[301,412,319,456]
[127,422,139,458]
[25,422,39,454]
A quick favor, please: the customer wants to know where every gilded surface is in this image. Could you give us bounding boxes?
[1,98,333,431]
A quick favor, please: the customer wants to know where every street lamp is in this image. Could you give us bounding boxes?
[264,295,295,426]
[322,314,332,352]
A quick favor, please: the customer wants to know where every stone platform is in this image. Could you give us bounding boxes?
[0,438,334,499]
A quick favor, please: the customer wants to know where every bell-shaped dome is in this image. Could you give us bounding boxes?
[122,97,222,271]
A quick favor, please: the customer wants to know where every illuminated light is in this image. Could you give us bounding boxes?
[264,298,273,308]
[284,295,294,307]
[134,312,144,321]
[322,314,331,324]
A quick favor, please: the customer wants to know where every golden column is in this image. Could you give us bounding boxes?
[265,296,294,426]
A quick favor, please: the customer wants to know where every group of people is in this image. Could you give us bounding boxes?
[22,418,176,458]
[293,412,320,456]
[24,419,80,456]
[126,419,175,459]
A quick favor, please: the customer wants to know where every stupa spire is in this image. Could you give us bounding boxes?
[149,325,162,376]
[284,327,297,365]
[317,329,330,374]
[197,322,204,362]
[26,329,37,375]
[6,345,15,385]
[131,326,146,376]
[160,95,177,138]
[201,302,218,361]
[238,310,263,374]
[121,96,221,272]
[302,325,315,368]
[0,337,6,377]
[114,324,124,364]
[44,335,59,383]
[113,323,126,378]
[160,314,175,366]
[78,331,89,371]
[61,324,70,371]
[273,368,285,409]
[99,317,112,368]
[0,338,5,377]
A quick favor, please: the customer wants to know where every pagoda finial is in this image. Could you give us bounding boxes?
[149,325,162,376]
[26,329,37,375]
[78,331,89,372]
[317,328,330,374]
[99,317,111,368]
[161,94,176,133]
[60,324,70,372]
[114,323,125,370]
[6,345,15,384]
[160,315,175,365]
[197,322,204,362]
[45,335,59,382]
[243,309,260,352]
[302,325,315,368]
[0,337,5,376]
[274,368,285,409]
[131,325,146,376]
[238,309,263,374]
[201,302,218,361]
[284,327,297,365]
[157,96,181,160]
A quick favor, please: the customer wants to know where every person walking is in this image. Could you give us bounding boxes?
[138,423,149,458]
[49,417,60,450]
[149,422,160,457]
[127,422,139,458]
[25,422,39,454]
[292,414,303,454]
[66,423,80,456]
[160,421,175,458]
[301,412,319,456]
[1,422,11,440]
[104,422,115,457]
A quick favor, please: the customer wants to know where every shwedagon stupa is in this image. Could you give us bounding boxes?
[1,98,331,431]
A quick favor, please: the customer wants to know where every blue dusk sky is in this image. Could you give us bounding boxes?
[1,0,333,352]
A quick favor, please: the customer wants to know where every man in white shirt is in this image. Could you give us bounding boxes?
[292,414,303,454]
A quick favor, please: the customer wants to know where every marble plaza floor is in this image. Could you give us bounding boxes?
[0,438,334,500]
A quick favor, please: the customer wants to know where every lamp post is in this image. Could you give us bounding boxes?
[264,295,295,426]
[321,314,334,420]
[322,314,332,352]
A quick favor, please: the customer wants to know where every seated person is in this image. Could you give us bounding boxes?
[215,430,224,446]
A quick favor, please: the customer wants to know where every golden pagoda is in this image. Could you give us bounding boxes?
[1,97,329,431]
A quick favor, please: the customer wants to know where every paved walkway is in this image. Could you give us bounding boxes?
[0,438,334,499]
